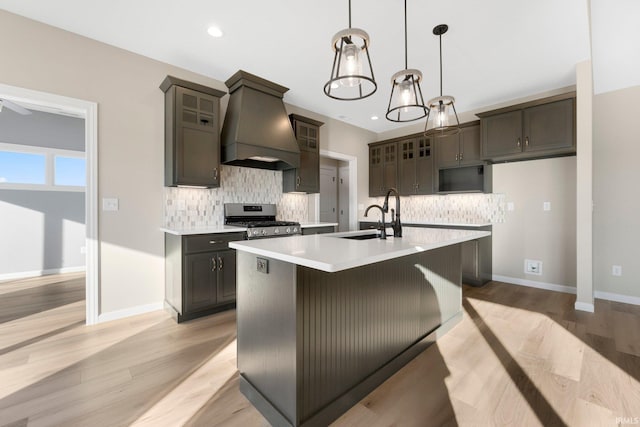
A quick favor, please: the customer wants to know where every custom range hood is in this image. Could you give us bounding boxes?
[221,70,300,170]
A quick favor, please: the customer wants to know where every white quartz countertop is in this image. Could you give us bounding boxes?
[161,225,247,235]
[299,222,338,228]
[359,218,492,228]
[229,226,491,273]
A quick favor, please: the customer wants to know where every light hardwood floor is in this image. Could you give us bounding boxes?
[1,274,639,426]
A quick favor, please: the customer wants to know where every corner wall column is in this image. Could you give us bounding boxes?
[575,60,594,312]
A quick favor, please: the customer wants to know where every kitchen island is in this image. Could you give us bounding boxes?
[230,227,490,427]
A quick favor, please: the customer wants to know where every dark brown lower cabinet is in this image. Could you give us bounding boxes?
[165,232,243,322]
[216,249,237,303]
[359,222,492,286]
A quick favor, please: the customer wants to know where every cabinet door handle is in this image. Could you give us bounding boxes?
[296,176,301,187]
[459,152,463,161]
[211,257,217,272]
[517,138,521,147]
[455,153,459,161]
[213,168,218,180]
[218,256,223,270]
[525,137,529,147]
[209,240,221,244]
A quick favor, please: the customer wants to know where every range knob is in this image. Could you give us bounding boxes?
[285,227,291,234]
[253,229,260,236]
[261,229,267,235]
[293,227,299,234]
[274,228,280,234]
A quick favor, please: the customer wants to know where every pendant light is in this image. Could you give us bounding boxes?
[425,24,460,136]
[324,0,377,100]
[385,0,427,122]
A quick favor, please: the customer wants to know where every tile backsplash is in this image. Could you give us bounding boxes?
[367,193,505,224]
[164,165,308,229]
[165,165,505,229]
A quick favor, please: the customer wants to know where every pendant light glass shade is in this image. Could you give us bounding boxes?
[425,24,460,136]
[425,95,459,135]
[385,0,427,122]
[324,1,377,100]
[386,69,427,122]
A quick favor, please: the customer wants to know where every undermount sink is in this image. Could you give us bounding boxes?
[339,233,379,240]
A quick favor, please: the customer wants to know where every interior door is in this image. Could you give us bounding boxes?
[338,163,350,232]
[319,162,338,224]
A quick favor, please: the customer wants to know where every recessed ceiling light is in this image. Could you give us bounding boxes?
[371,115,379,120]
[207,26,223,38]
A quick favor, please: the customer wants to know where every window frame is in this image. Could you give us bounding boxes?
[0,141,86,192]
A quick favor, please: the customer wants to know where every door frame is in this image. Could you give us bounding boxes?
[319,150,357,231]
[0,83,99,325]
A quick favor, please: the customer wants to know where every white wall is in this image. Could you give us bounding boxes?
[593,85,640,298]
[0,191,85,277]
[0,10,230,314]
[0,109,86,279]
[492,157,577,287]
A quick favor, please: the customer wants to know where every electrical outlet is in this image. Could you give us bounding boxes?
[612,265,622,276]
[507,202,515,211]
[257,257,269,274]
[525,259,543,275]
[543,202,551,211]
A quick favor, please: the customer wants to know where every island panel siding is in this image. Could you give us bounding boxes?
[236,244,462,426]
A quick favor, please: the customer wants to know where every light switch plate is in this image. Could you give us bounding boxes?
[543,202,551,211]
[102,198,119,211]
[507,202,515,211]
[612,265,622,276]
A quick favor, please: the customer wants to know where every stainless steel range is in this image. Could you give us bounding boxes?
[224,203,301,239]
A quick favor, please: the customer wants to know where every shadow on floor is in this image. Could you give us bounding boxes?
[0,312,236,426]
[0,278,84,324]
[465,282,640,384]
[462,297,565,426]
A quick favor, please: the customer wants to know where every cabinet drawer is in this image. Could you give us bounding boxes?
[183,232,245,253]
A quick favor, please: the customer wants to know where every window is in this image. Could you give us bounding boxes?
[0,142,85,191]
[0,151,46,184]
[54,156,86,186]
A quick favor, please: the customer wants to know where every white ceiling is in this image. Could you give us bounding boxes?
[0,0,592,133]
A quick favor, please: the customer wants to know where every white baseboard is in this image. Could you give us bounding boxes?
[574,301,595,313]
[493,275,640,307]
[97,301,164,324]
[0,266,86,282]
[594,290,640,307]
[492,274,577,295]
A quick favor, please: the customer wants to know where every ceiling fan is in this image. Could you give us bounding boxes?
[0,98,32,115]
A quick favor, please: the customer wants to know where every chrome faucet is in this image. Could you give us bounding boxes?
[364,204,387,239]
[382,188,402,237]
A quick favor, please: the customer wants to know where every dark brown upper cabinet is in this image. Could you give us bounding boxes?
[283,114,324,193]
[479,93,576,162]
[435,122,482,169]
[398,136,434,195]
[369,141,398,197]
[160,76,226,188]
